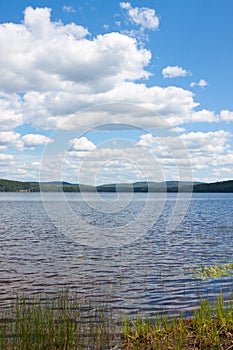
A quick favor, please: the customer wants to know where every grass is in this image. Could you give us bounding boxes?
[0,291,232,349]
[121,290,233,349]
[0,291,117,349]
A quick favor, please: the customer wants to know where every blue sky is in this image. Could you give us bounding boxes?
[0,0,232,184]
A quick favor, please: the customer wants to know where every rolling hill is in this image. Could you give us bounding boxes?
[1,178,233,192]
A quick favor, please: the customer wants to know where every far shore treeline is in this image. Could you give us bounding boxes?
[1,178,233,193]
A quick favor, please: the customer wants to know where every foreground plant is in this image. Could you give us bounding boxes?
[121,291,233,349]
[0,291,232,349]
[0,291,116,349]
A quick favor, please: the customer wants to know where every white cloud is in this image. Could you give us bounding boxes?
[178,130,233,171]
[0,156,43,180]
[137,130,233,174]
[189,109,219,123]
[0,7,150,95]
[213,167,233,177]
[211,151,233,166]
[0,131,53,151]
[22,134,54,149]
[137,133,157,148]
[120,2,159,30]
[219,110,233,122]
[162,66,190,78]
[0,131,23,150]
[180,130,230,154]
[190,79,208,88]
[31,161,41,167]
[62,5,75,13]
[170,127,186,133]
[199,79,208,87]
[65,145,166,184]
[0,94,23,131]
[120,2,131,10]
[0,6,232,182]
[0,131,20,145]
[68,137,96,152]
[11,83,200,130]
[0,153,14,161]
[0,7,231,135]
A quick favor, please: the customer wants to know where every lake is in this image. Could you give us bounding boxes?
[0,192,232,317]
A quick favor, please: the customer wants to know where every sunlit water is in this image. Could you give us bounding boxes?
[0,192,232,317]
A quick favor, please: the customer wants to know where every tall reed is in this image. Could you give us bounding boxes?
[0,290,232,349]
[0,291,117,349]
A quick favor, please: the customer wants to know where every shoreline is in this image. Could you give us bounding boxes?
[0,290,232,349]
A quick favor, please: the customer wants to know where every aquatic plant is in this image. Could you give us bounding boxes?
[193,262,233,279]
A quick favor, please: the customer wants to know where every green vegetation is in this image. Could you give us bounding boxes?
[1,177,233,192]
[193,180,233,193]
[0,291,232,349]
[121,291,233,349]
[96,181,196,192]
[0,292,116,349]
[0,178,39,192]
[0,178,94,192]
[193,263,233,280]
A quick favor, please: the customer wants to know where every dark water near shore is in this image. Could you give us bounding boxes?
[0,192,232,316]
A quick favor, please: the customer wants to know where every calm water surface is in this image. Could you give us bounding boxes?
[0,192,232,316]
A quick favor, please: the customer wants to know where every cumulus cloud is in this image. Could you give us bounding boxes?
[0,131,23,150]
[65,144,165,184]
[137,133,157,148]
[188,109,218,123]
[137,130,233,173]
[0,156,42,180]
[219,110,233,122]
[22,134,54,149]
[162,66,190,78]
[0,7,231,134]
[0,131,53,151]
[68,137,96,152]
[5,83,201,130]
[0,6,232,182]
[180,130,231,154]
[0,7,150,94]
[190,79,208,88]
[0,94,23,131]
[120,2,159,30]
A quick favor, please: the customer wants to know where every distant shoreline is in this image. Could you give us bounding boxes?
[1,178,233,193]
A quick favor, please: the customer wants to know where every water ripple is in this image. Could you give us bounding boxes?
[0,192,232,316]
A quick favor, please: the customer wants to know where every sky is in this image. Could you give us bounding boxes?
[0,0,232,185]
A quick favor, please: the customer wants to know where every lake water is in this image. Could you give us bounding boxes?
[0,192,232,317]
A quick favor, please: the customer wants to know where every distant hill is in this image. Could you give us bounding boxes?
[0,179,94,192]
[193,180,233,192]
[97,181,201,192]
[0,178,233,192]
[42,181,73,185]
[0,178,39,192]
